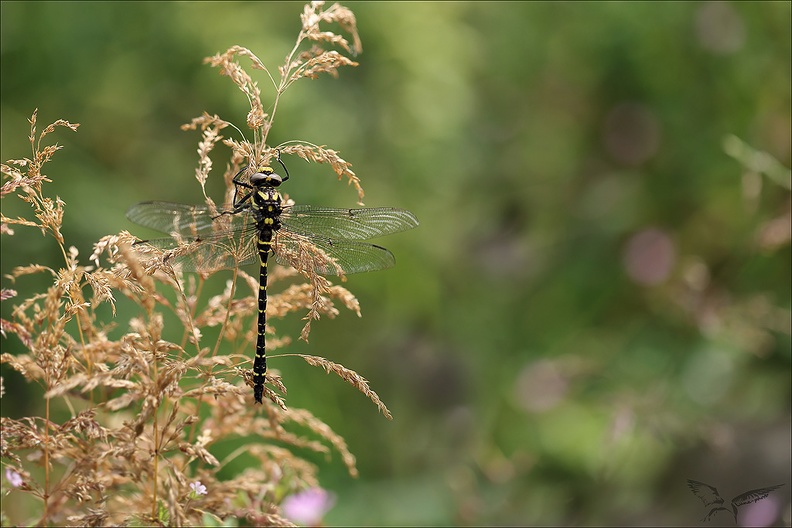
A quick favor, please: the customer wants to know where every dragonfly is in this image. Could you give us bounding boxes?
[126,155,418,404]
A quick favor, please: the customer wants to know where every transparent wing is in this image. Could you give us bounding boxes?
[133,225,259,273]
[282,206,418,240]
[127,202,417,275]
[126,201,248,236]
[273,231,396,275]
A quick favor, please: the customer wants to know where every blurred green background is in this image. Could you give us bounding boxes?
[1,1,790,526]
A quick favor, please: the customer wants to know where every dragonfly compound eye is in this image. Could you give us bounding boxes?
[250,169,283,187]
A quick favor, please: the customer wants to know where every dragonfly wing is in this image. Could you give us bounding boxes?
[126,201,248,236]
[282,206,418,240]
[134,225,259,272]
[272,231,396,276]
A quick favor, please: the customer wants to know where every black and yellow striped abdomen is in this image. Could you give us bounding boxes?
[251,183,283,404]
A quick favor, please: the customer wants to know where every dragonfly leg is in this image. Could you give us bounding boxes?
[274,149,290,182]
[231,167,255,209]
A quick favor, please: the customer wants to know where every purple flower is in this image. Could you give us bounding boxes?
[282,488,335,526]
[5,467,23,487]
[189,481,207,496]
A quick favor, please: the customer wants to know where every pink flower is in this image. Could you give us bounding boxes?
[282,488,335,526]
[5,468,23,487]
[189,481,207,496]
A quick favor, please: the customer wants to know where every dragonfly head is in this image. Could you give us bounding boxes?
[250,167,285,188]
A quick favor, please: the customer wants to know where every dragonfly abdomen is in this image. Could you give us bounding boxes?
[252,235,272,404]
[251,185,284,404]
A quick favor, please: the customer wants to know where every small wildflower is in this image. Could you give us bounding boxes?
[282,488,335,526]
[189,481,208,498]
[5,468,23,487]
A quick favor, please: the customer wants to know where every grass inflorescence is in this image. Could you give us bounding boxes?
[1,2,390,525]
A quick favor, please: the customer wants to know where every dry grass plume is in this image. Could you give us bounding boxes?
[1,3,394,526]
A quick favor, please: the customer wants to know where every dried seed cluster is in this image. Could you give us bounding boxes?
[1,2,389,525]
